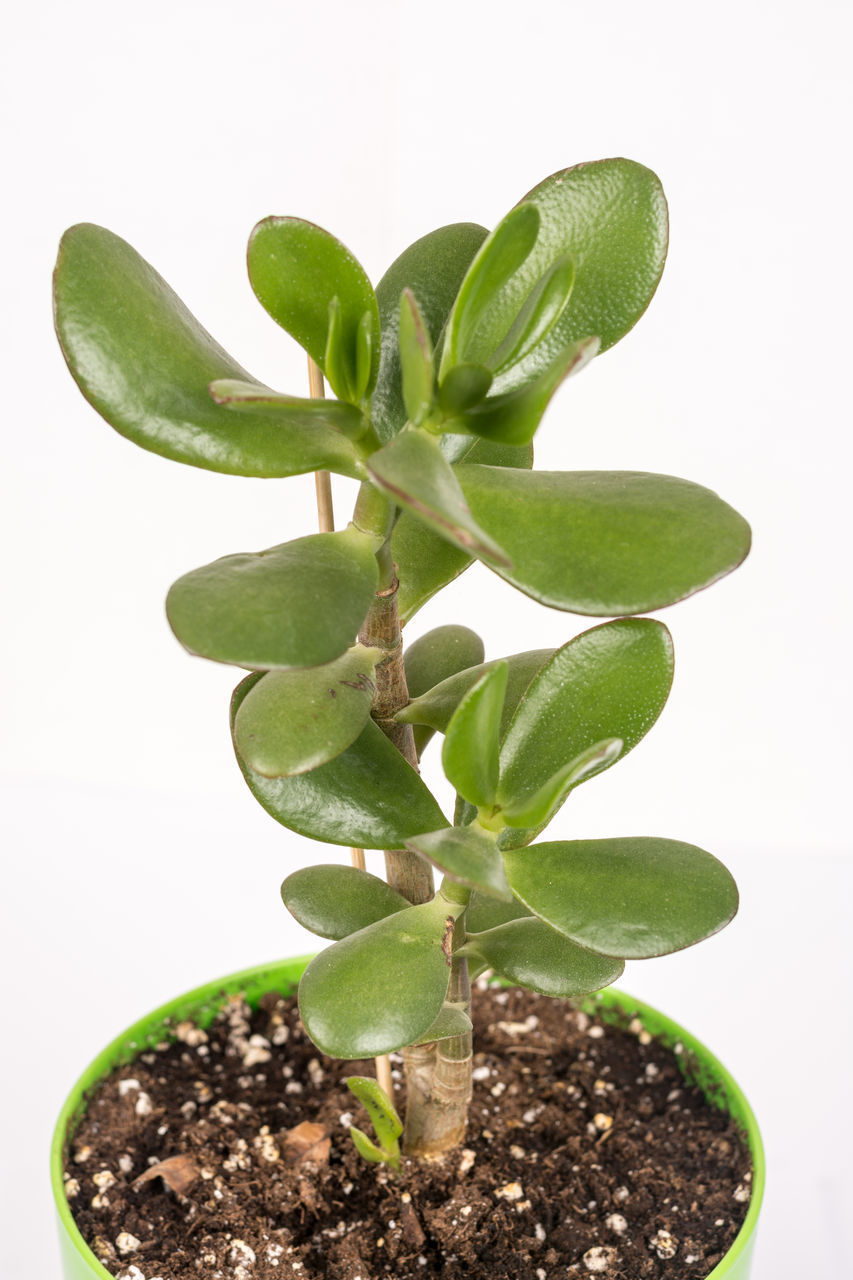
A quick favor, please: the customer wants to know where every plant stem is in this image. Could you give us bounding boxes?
[402,951,473,1158]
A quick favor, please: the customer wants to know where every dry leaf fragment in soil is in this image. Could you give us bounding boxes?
[131,1154,199,1195]
[281,1120,331,1166]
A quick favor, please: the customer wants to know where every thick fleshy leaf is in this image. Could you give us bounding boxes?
[281,865,409,940]
[492,159,669,393]
[234,646,382,777]
[398,648,552,737]
[247,217,380,403]
[442,203,540,369]
[298,899,452,1057]
[346,1076,402,1149]
[208,379,366,439]
[454,336,599,446]
[399,289,435,425]
[442,664,508,808]
[437,362,493,413]
[367,429,511,568]
[167,526,379,670]
[497,620,673,822]
[504,838,739,958]
[373,223,488,443]
[405,825,512,900]
[404,625,486,757]
[53,224,364,479]
[501,739,623,830]
[489,253,576,375]
[412,1002,473,1045]
[456,467,752,615]
[465,891,530,934]
[464,918,624,997]
[393,436,533,624]
[232,675,446,848]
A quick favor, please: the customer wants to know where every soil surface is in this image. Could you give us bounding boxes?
[63,983,752,1280]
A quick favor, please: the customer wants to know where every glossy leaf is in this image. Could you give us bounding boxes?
[504,838,739,958]
[443,203,540,369]
[412,1002,473,1045]
[281,865,408,940]
[372,223,488,443]
[465,891,530,933]
[437,363,493,413]
[232,675,446,848]
[492,159,669,392]
[455,336,599,446]
[442,663,508,808]
[404,625,486,757]
[464,918,624,997]
[489,253,576,375]
[234,646,382,776]
[53,224,364,479]
[393,436,533,624]
[208,379,366,439]
[350,1128,393,1166]
[497,619,673,825]
[298,899,452,1056]
[457,467,752,615]
[346,1076,402,1150]
[405,825,512,901]
[501,738,623,830]
[367,429,511,569]
[247,217,380,403]
[167,526,379,670]
[399,289,435,425]
[398,648,552,738]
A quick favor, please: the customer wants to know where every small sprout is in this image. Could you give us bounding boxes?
[345,1076,403,1173]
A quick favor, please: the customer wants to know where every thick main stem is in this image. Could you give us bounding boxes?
[402,951,473,1158]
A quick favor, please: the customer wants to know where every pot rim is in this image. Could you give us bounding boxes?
[51,955,764,1280]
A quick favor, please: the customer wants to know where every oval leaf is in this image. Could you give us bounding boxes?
[404,625,486,701]
[234,646,382,777]
[504,838,739,958]
[398,648,552,737]
[489,253,576,375]
[232,675,446,849]
[405,825,512,901]
[412,1002,474,1046]
[167,526,379,670]
[247,217,380,403]
[399,289,435,425]
[442,663,508,808]
[373,223,488,443]
[501,738,623,831]
[464,917,624,997]
[456,467,752,615]
[208,379,366,439]
[465,891,530,934]
[53,224,365,479]
[282,865,408,940]
[298,899,452,1057]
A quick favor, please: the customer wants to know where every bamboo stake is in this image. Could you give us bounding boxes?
[307,355,392,1102]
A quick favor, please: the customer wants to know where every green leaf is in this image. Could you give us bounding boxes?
[345,1076,403,1149]
[500,738,623,831]
[463,917,624,997]
[504,838,739,959]
[349,1128,390,1165]
[398,289,435,425]
[412,1002,474,1045]
[373,223,488,443]
[281,865,409,940]
[465,892,530,933]
[496,619,673,832]
[456,467,752,615]
[53,224,364,479]
[454,336,599,446]
[405,825,512,900]
[232,675,447,849]
[367,429,511,568]
[393,436,533,624]
[442,663,508,808]
[208,379,366,440]
[167,526,379,670]
[298,899,452,1056]
[489,253,576,375]
[491,159,669,392]
[442,203,540,370]
[247,217,380,403]
[234,645,382,777]
[437,363,493,413]
[398,648,552,737]
[404,625,485,756]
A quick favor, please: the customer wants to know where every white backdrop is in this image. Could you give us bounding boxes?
[2,2,851,1276]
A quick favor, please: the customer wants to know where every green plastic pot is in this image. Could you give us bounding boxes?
[51,957,764,1279]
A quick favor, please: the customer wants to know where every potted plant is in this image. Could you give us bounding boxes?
[51,157,763,1279]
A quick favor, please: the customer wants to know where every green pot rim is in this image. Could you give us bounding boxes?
[51,956,765,1280]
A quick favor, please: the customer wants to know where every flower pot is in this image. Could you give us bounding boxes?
[51,956,764,1280]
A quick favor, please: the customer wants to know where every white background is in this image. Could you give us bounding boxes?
[2,2,851,1276]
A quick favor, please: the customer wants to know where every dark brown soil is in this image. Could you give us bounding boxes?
[63,983,752,1280]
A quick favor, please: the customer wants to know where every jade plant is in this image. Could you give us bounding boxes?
[54,158,750,1164]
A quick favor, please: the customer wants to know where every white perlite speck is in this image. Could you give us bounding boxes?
[115,1232,142,1255]
[116,1267,145,1280]
[472,1065,491,1082]
[605,1213,628,1235]
[494,1181,523,1201]
[649,1229,678,1259]
[228,1239,256,1268]
[458,1149,476,1175]
[175,1020,208,1046]
[118,1079,140,1097]
[118,1154,134,1175]
[65,1178,80,1200]
[733,1183,751,1203]
[583,1245,618,1271]
[93,1170,116,1191]
[613,1185,630,1204]
[135,1092,153,1117]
